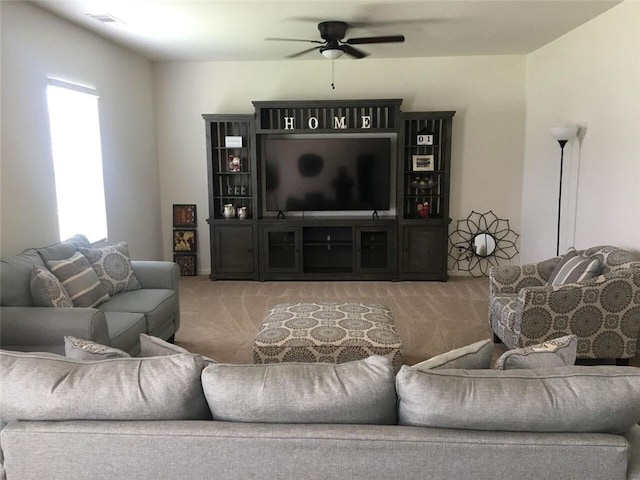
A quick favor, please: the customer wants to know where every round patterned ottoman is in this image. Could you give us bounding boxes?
[253,303,403,372]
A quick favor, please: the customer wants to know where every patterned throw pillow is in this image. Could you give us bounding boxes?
[64,336,130,360]
[78,242,141,295]
[547,247,601,286]
[494,334,577,370]
[46,252,110,308]
[30,266,73,307]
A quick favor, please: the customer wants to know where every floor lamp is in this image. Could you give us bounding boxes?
[550,126,578,256]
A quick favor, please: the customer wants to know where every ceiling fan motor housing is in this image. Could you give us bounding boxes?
[318,21,349,41]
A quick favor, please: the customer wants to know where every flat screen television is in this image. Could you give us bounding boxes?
[263,136,391,212]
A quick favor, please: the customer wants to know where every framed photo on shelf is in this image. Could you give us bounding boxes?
[173,204,197,228]
[224,136,242,148]
[412,154,435,172]
[174,254,197,276]
[173,230,197,253]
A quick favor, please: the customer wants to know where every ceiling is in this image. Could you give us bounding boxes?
[31,0,621,62]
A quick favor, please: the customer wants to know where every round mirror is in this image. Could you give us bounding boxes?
[472,233,496,257]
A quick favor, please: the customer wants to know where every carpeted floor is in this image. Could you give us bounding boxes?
[174,275,508,366]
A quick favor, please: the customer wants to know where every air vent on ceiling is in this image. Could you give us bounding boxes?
[85,13,125,26]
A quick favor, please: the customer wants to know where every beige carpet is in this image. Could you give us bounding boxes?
[175,275,507,366]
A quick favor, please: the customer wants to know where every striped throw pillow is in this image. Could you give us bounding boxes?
[46,252,110,307]
[547,248,601,286]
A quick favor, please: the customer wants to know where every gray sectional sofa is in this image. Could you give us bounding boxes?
[0,235,180,355]
[1,349,640,480]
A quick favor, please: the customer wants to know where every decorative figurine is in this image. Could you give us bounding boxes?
[416,201,429,218]
[228,155,241,172]
[223,204,236,219]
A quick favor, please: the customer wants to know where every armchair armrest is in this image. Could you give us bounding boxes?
[489,256,561,296]
[131,261,179,291]
[0,306,110,351]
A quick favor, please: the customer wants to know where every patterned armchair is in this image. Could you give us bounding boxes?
[489,246,640,363]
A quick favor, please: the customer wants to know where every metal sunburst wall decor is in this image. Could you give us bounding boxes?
[448,210,519,277]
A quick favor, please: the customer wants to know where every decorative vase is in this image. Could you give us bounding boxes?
[237,206,248,220]
[223,204,236,219]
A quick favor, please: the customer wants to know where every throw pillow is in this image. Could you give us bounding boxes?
[494,335,577,370]
[412,339,493,371]
[396,365,640,433]
[46,251,110,308]
[201,356,397,424]
[547,247,601,286]
[30,266,73,307]
[78,242,141,295]
[0,350,210,421]
[139,333,190,357]
[139,334,217,365]
[64,336,130,360]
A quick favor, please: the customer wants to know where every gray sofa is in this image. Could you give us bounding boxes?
[0,235,180,355]
[1,350,640,480]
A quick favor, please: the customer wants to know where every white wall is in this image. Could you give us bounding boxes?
[0,2,162,259]
[521,0,640,262]
[154,56,526,273]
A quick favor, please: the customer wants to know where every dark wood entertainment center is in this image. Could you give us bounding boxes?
[204,99,454,281]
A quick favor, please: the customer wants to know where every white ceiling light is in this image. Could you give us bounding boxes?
[321,48,344,59]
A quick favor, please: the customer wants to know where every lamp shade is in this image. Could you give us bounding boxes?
[321,48,344,59]
[550,126,578,141]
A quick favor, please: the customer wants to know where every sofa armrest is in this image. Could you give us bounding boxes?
[624,425,640,480]
[131,261,179,291]
[489,257,560,295]
[0,307,110,350]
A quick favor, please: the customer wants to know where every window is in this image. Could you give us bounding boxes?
[46,79,108,243]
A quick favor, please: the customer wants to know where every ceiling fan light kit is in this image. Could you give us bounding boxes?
[321,49,344,59]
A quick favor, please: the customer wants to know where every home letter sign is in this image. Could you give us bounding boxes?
[334,117,347,129]
[284,117,295,130]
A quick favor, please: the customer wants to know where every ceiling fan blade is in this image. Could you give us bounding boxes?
[265,37,324,44]
[341,44,368,59]
[346,35,405,45]
[286,46,321,58]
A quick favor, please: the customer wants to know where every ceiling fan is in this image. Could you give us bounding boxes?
[267,21,405,59]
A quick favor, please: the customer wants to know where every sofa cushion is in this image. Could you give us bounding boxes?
[547,247,601,286]
[30,266,73,308]
[103,312,146,356]
[78,242,141,295]
[412,339,493,370]
[46,252,110,308]
[495,335,577,370]
[0,249,45,306]
[36,234,91,262]
[64,335,131,360]
[201,355,397,424]
[0,350,210,421]
[98,289,176,337]
[396,365,640,433]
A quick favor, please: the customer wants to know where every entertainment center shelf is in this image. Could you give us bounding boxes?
[203,100,454,281]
